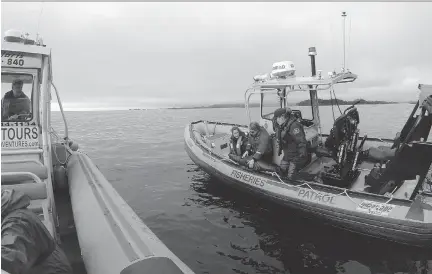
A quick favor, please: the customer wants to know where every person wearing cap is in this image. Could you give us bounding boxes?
[239,121,274,171]
[1,189,73,274]
[273,107,309,179]
[1,79,31,120]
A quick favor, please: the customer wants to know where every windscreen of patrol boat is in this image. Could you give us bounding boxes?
[260,90,314,121]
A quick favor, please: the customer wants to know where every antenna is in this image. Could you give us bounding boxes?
[342,11,347,71]
[347,16,352,70]
[36,2,45,42]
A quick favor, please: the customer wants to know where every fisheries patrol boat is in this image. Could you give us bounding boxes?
[1,30,195,274]
[184,46,432,248]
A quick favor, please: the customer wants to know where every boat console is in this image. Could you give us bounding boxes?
[270,110,315,129]
[318,106,363,187]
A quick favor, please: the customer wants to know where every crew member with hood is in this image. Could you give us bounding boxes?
[231,121,274,172]
[274,107,309,179]
[1,189,73,274]
[229,126,248,157]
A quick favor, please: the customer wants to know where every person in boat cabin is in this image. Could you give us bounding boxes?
[1,189,73,274]
[273,107,309,179]
[240,121,273,170]
[1,79,31,120]
[229,126,248,156]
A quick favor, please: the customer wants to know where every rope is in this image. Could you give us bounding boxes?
[333,188,360,205]
[222,158,240,166]
[36,2,45,38]
[50,127,71,165]
[269,172,394,206]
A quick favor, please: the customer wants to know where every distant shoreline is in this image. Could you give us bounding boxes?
[154,100,411,110]
[296,98,399,106]
[52,100,413,112]
[165,103,257,110]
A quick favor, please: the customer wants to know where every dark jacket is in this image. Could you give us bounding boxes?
[1,90,31,119]
[246,127,273,160]
[230,130,248,156]
[276,117,308,161]
[1,189,72,274]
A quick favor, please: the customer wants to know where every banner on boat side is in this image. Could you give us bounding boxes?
[1,126,39,149]
[1,51,42,69]
[230,169,267,188]
[297,188,336,205]
[356,200,396,216]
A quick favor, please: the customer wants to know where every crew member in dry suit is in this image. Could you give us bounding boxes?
[228,126,248,157]
[274,108,309,179]
[1,189,73,274]
[229,121,275,172]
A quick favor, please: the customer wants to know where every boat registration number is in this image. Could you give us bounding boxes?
[1,51,42,68]
[356,200,396,216]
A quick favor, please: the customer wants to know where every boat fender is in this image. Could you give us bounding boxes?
[53,165,68,190]
[69,140,79,151]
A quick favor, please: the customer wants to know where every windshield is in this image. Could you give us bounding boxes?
[261,90,314,121]
[261,91,282,120]
[1,73,34,122]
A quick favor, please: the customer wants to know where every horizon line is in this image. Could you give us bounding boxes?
[52,102,414,112]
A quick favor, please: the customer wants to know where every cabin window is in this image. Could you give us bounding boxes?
[261,89,314,121]
[1,73,34,122]
[261,91,283,120]
[286,91,314,121]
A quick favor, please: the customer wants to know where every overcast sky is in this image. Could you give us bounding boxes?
[2,2,432,110]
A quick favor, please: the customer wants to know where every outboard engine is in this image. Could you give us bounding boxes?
[320,105,362,187]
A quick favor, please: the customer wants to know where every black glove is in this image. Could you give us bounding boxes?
[358,149,370,160]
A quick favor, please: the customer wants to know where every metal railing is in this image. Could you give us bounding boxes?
[1,171,43,184]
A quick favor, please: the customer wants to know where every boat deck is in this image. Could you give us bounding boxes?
[200,131,417,200]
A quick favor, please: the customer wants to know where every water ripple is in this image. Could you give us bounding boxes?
[51,105,431,274]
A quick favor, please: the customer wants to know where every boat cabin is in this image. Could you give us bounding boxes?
[239,47,431,196]
[245,48,357,167]
[1,30,61,240]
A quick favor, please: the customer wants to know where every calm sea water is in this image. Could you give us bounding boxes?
[52,104,432,274]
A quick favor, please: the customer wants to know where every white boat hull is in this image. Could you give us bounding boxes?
[67,152,195,274]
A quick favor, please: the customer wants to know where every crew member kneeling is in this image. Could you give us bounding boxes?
[230,122,274,172]
[274,108,309,179]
